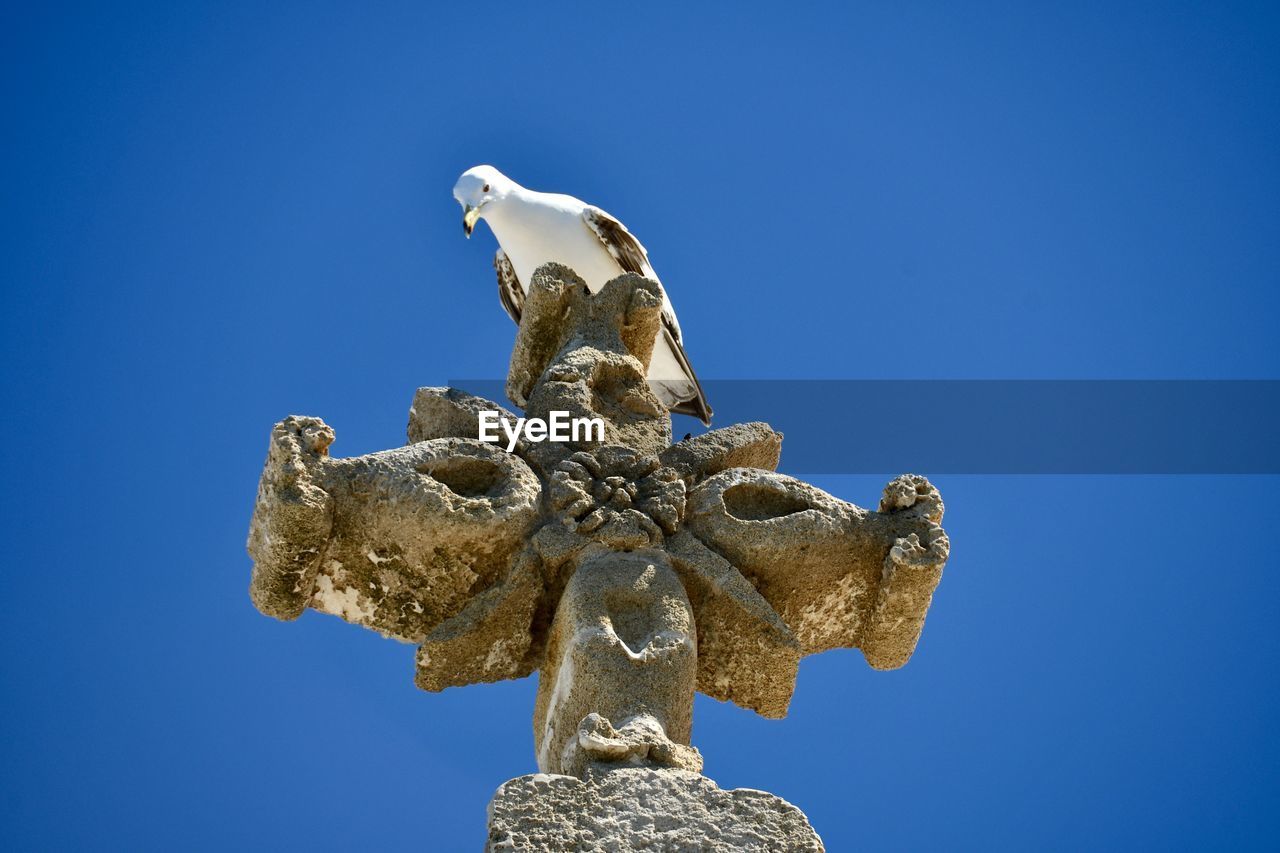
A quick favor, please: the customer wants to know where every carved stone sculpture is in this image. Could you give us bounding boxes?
[247,263,951,850]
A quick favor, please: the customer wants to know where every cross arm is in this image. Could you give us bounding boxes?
[684,470,950,671]
[247,413,545,682]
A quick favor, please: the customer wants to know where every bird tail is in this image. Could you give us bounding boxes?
[651,324,713,426]
[668,394,713,426]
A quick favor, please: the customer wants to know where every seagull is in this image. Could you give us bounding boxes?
[452,165,712,425]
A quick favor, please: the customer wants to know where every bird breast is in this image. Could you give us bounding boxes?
[485,197,625,294]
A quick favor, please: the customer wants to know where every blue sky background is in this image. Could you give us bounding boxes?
[3,2,1279,850]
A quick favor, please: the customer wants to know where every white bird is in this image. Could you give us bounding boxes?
[452,165,712,425]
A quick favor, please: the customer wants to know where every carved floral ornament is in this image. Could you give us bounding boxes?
[549,447,685,549]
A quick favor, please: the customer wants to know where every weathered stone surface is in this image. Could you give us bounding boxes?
[507,263,665,408]
[247,416,336,621]
[415,551,543,691]
[865,474,950,669]
[249,266,949,711]
[407,386,523,448]
[666,531,801,719]
[659,421,783,479]
[548,446,685,551]
[486,768,824,852]
[248,425,542,644]
[510,265,671,476]
[685,469,949,670]
[247,262,952,846]
[249,266,949,722]
[533,548,701,777]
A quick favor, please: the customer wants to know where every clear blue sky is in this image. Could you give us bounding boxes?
[3,2,1278,850]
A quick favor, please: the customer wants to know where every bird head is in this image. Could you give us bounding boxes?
[453,165,513,238]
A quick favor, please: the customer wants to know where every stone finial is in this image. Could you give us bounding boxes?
[246,263,952,848]
[506,263,666,409]
[507,264,671,475]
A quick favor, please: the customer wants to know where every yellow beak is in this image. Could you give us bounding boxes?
[462,205,481,238]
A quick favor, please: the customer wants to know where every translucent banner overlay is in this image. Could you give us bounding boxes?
[451,380,1280,474]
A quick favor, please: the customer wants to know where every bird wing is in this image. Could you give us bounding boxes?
[581,206,681,342]
[581,206,652,276]
[581,206,712,425]
[494,247,525,325]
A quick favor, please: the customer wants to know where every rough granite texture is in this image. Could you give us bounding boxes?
[533,548,701,777]
[248,426,541,643]
[487,768,824,852]
[246,263,952,847]
[510,265,672,477]
[685,469,949,669]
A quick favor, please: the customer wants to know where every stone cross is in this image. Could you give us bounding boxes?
[247,264,950,848]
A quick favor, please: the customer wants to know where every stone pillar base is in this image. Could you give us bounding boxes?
[486,768,824,852]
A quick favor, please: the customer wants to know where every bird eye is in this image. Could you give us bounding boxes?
[483,183,491,193]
